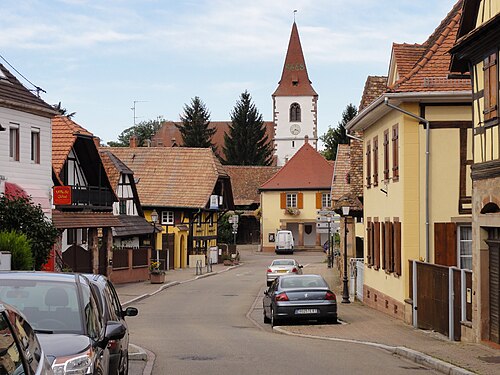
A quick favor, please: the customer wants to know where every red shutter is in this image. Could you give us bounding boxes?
[316,192,322,209]
[434,223,457,266]
[374,221,380,269]
[393,221,402,276]
[280,193,286,209]
[297,193,303,209]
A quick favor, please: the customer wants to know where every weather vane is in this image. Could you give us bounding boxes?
[293,9,297,22]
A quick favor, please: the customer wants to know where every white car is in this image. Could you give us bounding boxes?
[267,259,303,286]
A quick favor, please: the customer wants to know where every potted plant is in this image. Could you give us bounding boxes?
[149,261,165,284]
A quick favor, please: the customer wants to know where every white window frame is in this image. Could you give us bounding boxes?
[31,127,40,164]
[9,124,19,161]
[322,193,331,208]
[457,225,472,270]
[161,211,174,225]
[286,193,297,208]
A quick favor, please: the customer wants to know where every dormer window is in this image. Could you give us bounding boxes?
[290,103,301,122]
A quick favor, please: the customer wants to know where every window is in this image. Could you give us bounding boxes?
[458,226,472,270]
[162,211,174,225]
[383,129,389,181]
[290,103,301,122]
[67,228,76,245]
[392,124,399,181]
[286,193,297,208]
[31,128,40,163]
[373,136,379,187]
[9,125,19,161]
[366,140,371,188]
[321,193,331,208]
[292,140,295,148]
[483,52,498,122]
[119,199,127,214]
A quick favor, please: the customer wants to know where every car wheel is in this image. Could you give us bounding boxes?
[119,353,129,375]
[328,316,338,325]
[271,307,280,327]
[263,309,271,324]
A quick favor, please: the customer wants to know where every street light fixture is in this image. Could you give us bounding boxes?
[151,209,159,268]
[341,205,351,304]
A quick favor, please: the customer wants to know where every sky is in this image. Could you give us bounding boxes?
[1,0,459,146]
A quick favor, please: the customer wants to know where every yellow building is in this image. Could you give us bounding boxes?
[450,0,500,345]
[346,2,473,322]
[260,137,333,252]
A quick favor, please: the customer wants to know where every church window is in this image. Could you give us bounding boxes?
[290,103,301,122]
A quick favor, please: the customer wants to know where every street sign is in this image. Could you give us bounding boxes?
[316,215,341,222]
[228,214,239,224]
[317,210,335,216]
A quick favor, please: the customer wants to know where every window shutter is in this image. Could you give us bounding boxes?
[484,53,498,121]
[373,136,378,187]
[367,221,373,266]
[392,125,399,181]
[383,130,389,181]
[297,193,304,209]
[387,221,394,272]
[316,192,322,209]
[366,141,371,188]
[280,193,286,209]
[374,221,380,269]
[393,221,402,276]
[381,222,386,269]
[434,222,457,266]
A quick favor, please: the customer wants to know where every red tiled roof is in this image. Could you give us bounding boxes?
[224,166,281,205]
[272,22,318,97]
[52,210,123,229]
[389,0,470,92]
[52,115,94,176]
[359,76,387,111]
[260,141,332,190]
[99,150,133,190]
[105,147,228,208]
[331,144,351,201]
[151,121,275,164]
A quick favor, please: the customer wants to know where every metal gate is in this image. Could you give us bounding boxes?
[349,258,364,301]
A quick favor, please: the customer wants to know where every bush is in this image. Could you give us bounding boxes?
[0,230,33,270]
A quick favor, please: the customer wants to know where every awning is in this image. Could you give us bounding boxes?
[4,182,29,199]
[113,215,160,237]
[52,210,123,229]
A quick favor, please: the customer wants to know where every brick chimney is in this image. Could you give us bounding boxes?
[129,135,138,148]
[93,137,101,148]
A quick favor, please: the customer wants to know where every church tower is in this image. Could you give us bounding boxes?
[273,22,318,166]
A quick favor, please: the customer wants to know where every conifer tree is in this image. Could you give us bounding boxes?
[320,103,357,160]
[176,96,215,148]
[223,91,273,165]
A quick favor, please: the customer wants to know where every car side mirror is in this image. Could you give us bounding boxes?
[100,321,126,349]
[123,306,138,317]
[264,290,269,296]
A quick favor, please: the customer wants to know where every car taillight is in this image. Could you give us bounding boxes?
[275,292,289,301]
[291,267,298,273]
[267,268,272,273]
[325,291,336,301]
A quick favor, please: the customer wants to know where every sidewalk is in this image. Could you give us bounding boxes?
[278,261,500,375]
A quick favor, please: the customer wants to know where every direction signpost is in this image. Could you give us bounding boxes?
[316,211,340,268]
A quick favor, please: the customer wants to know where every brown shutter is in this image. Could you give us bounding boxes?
[383,130,389,181]
[393,221,402,276]
[367,221,373,265]
[373,136,378,187]
[366,141,371,188]
[387,222,394,272]
[374,221,380,269]
[434,222,457,266]
[392,124,399,181]
[484,53,498,121]
[316,192,322,209]
[381,222,386,269]
[297,193,303,209]
[280,192,286,209]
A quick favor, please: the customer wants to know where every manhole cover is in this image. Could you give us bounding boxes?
[479,356,500,364]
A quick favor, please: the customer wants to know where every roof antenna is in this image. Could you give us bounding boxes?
[293,9,297,22]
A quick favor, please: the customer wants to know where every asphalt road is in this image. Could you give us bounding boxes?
[127,250,440,375]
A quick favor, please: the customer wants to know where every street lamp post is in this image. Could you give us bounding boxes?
[327,216,332,268]
[151,209,159,268]
[341,205,351,304]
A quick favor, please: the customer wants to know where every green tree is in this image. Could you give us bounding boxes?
[320,103,358,160]
[223,91,273,166]
[0,230,33,270]
[0,195,59,270]
[176,96,215,148]
[108,119,163,147]
[53,101,76,118]
[217,214,233,244]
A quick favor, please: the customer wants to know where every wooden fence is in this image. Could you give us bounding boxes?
[110,246,151,284]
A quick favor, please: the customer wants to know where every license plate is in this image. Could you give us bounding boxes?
[295,309,318,315]
[277,270,287,273]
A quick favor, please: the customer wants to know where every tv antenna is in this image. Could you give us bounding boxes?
[131,100,147,126]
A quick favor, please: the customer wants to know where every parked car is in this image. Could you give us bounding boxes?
[275,230,294,254]
[263,274,337,326]
[0,302,54,375]
[84,273,138,375]
[0,271,126,375]
[266,259,303,286]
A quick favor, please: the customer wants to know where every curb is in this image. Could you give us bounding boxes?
[272,327,475,375]
[128,343,148,361]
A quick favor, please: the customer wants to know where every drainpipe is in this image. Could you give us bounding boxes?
[384,98,430,263]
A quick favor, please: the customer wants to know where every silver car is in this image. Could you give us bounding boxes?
[267,259,303,286]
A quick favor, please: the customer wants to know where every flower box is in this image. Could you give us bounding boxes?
[150,272,166,284]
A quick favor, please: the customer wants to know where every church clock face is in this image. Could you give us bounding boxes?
[290,124,301,135]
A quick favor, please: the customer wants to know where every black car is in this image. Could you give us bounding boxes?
[0,271,126,375]
[0,302,54,375]
[263,274,337,326]
[83,274,138,375]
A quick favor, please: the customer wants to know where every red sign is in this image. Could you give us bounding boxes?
[53,186,72,205]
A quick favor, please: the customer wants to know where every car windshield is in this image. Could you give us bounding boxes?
[272,260,295,266]
[281,276,327,288]
[0,280,83,333]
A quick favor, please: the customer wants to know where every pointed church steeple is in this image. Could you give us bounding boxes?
[273,22,317,97]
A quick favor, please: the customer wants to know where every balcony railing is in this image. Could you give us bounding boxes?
[69,185,114,208]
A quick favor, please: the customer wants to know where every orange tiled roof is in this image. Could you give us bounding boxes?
[52,115,94,177]
[151,121,275,164]
[389,0,470,92]
[272,22,317,97]
[105,147,228,208]
[359,76,387,111]
[331,144,351,201]
[224,165,281,206]
[100,150,133,189]
[260,141,333,190]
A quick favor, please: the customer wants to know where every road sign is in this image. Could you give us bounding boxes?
[317,210,335,216]
[228,214,239,224]
[316,215,341,222]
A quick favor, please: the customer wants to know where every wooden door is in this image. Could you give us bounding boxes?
[487,229,500,344]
